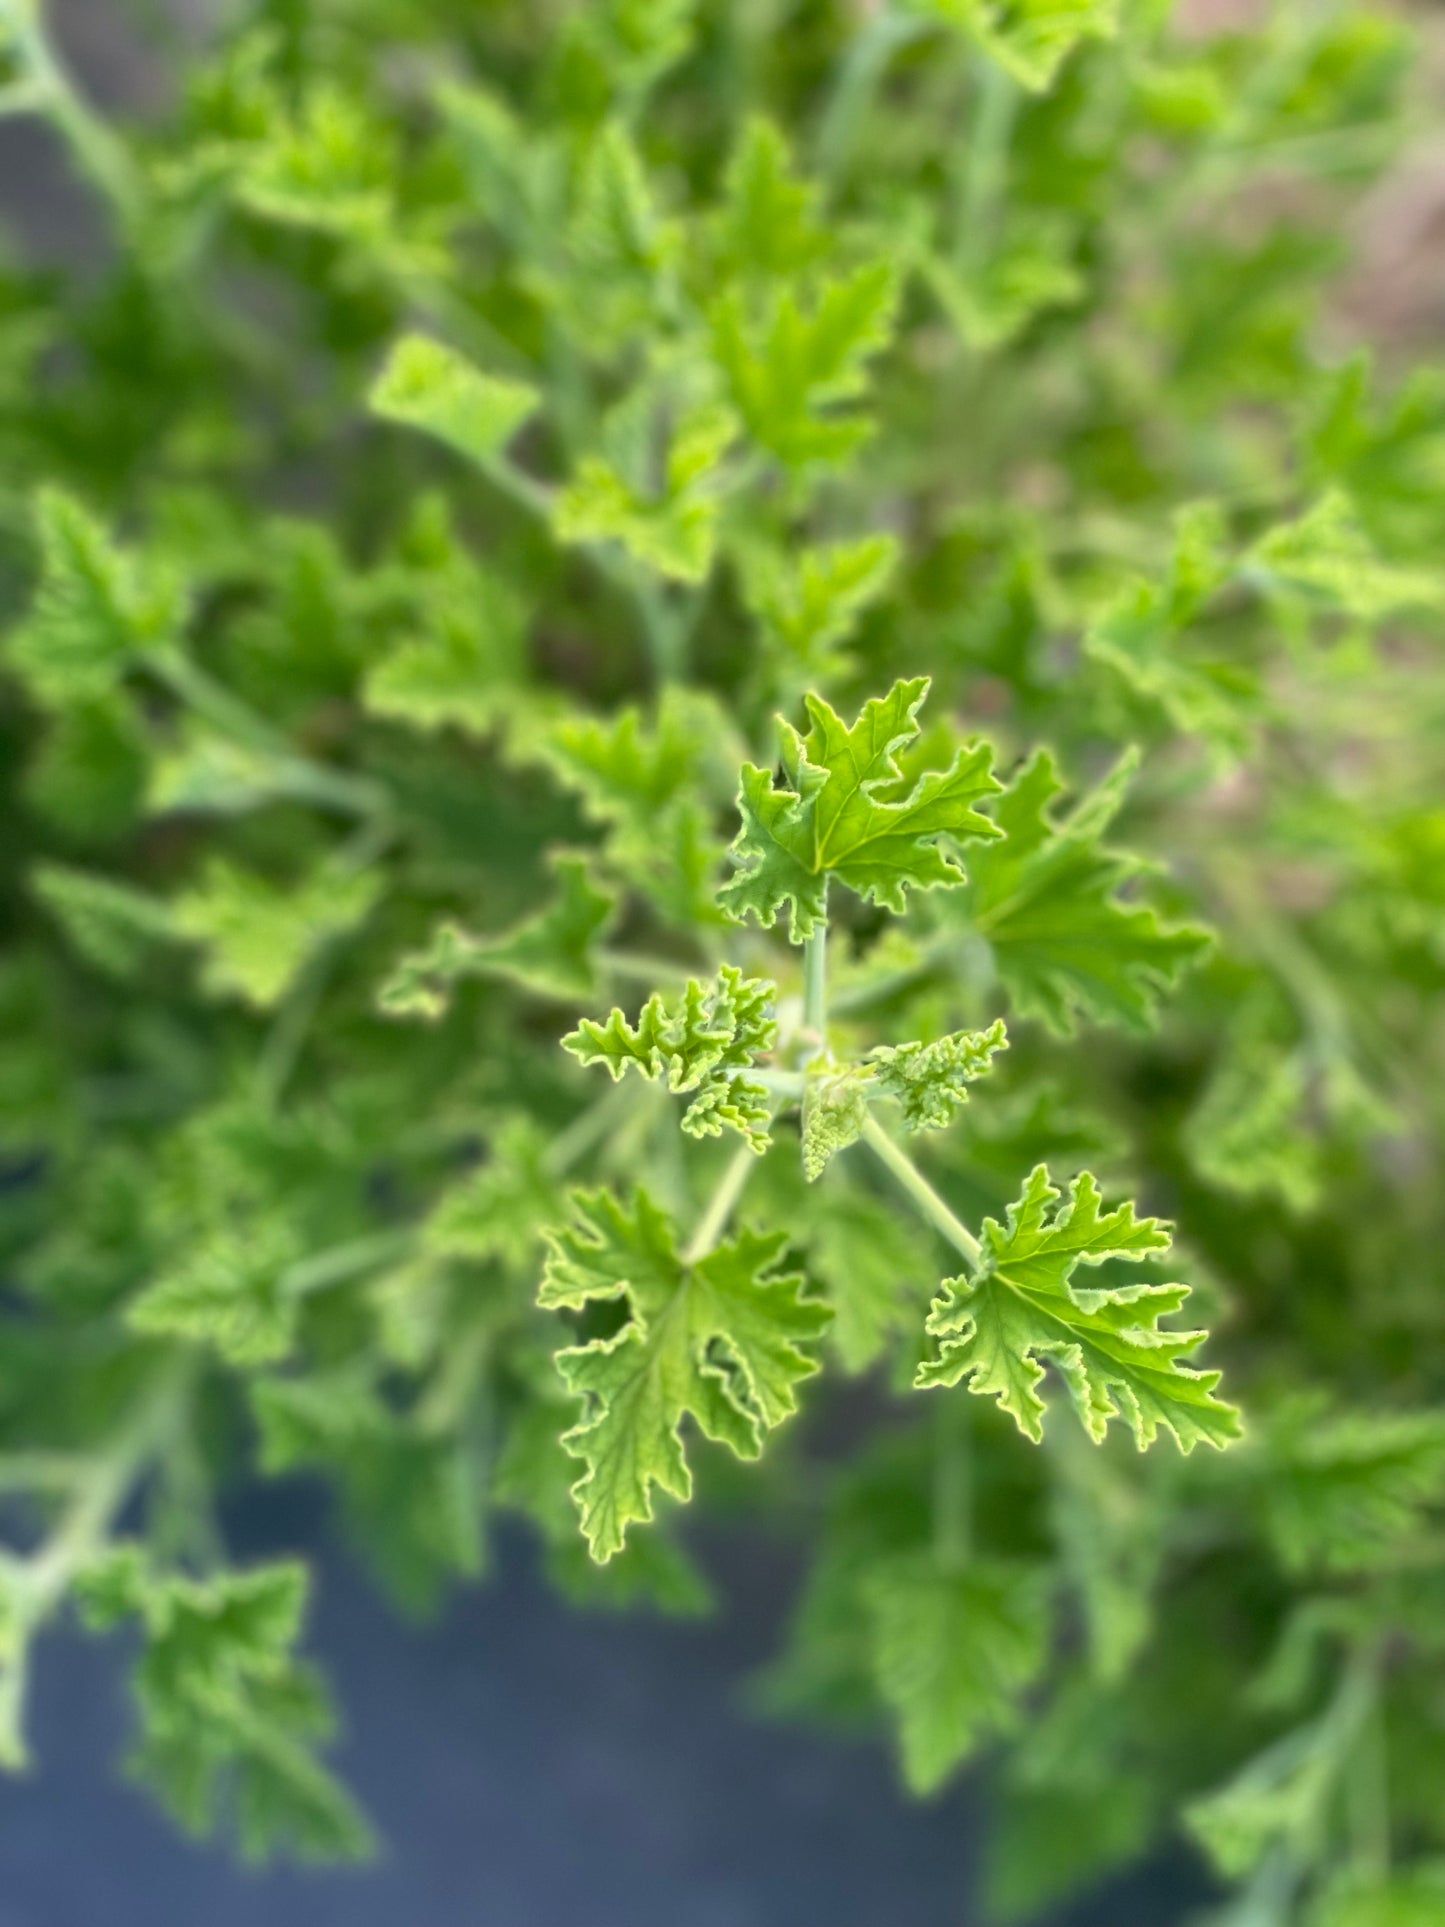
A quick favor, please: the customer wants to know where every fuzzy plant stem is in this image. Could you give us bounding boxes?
[932,1394,973,1572]
[4,0,147,234]
[684,1140,759,1266]
[859,1115,983,1272]
[803,920,828,1042]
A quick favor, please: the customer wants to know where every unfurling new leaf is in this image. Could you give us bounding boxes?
[565,965,777,1151]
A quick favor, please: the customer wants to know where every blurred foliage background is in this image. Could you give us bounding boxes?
[1,1,1444,1922]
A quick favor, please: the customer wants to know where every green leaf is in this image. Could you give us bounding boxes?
[173,857,383,1009]
[916,1165,1239,1452]
[554,0,701,110]
[1186,1716,1341,1881]
[554,400,738,584]
[565,964,777,1152]
[951,749,1211,1033]
[77,1550,370,1863]
[376,861,616,1019]
[540,1190,830,1558]
[234,84,395,244]
[1253,1399,1445,1576]
[866,1552,1052,1793]
[128,1217,302,1365]
[568,118,671,287]
[536,687,737,927]
[905,0,1120,91]
[369,335,540,470]
[711,115,828,283]
[376,921,485,1021]
[362,564,523,736]
[1083,501,1258,754]
[5,488,182,707]
[921,219,1084,351]
[741,533,899,689]
[1186,1036,1323,1214]
[719,677,1002,941]
[31,863,176,979]
[472,855,618,1004]
[870,1017,1009,1133]
[1250,490,1442,621]
[712,260,899,469]
[424,1115,557,1274]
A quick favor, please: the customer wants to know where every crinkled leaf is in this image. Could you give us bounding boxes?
[720,677,1001,941]
[712,260,898,469]
[952,749,1210,1033]
[801,1067,871,1182]
[566,964,776,1152]
[540,1191,830,1558]
[369,335,540,470]
[917,1165,1239,1452]
[173,857,383,1010]
[870,1017,1009,1133]
[5,488,182,707]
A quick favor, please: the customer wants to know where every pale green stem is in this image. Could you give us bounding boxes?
[1344,1646,1391,1884]
[803,892,828,1045]
[255,948,337,1108]
[860,1115,982,1271]
[0,1454,90,1495]
[284,1228,416,1299]
[598,948,696,989]
[543,1082,640,1179]
[2,0,147,234]
[1,1360,195,1764]
[815,9,928,183]
[684,1140,760,1267]
[150,653,390,821]
[955,57,1017,267]
[932,1394,972,1572]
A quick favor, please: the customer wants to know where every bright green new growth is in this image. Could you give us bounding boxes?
[564,966,778,1152]
[549,683,1233,1573]
[871,1018,1010,1133]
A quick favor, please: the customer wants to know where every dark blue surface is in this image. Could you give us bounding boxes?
[0,1488,1208,1927]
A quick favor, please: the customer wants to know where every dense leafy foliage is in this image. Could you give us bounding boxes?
[1,0,1443,1919]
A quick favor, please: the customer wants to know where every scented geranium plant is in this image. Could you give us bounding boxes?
[1,0,1444,1919]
